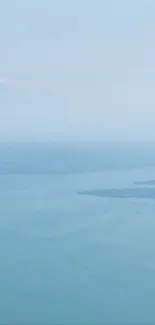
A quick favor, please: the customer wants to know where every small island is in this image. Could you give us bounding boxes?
[78,187,155,200]
[135,180,155,186]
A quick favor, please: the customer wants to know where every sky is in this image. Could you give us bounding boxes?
[0,0,155,142]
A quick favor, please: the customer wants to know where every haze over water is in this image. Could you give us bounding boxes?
[1,143,155,324]
[1,0,155,323]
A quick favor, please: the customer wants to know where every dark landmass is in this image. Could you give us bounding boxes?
[135,180,155,186]
[78,187,155,200]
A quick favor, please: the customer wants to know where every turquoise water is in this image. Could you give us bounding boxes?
[1,144,155,324]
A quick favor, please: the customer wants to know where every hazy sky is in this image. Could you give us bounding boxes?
[0,0,155,141]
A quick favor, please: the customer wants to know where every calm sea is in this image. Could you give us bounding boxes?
[1,142,155,324]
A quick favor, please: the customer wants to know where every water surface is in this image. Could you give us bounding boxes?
[1,143,155,324]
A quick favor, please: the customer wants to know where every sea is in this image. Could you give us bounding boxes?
[1,142,155,324]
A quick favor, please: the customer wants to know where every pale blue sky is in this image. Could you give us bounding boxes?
[0,0,155,141]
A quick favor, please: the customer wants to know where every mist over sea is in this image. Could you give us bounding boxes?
[1,142,155,324]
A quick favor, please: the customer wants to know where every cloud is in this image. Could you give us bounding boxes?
[0,77,53,90]
[0,77,10,85]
